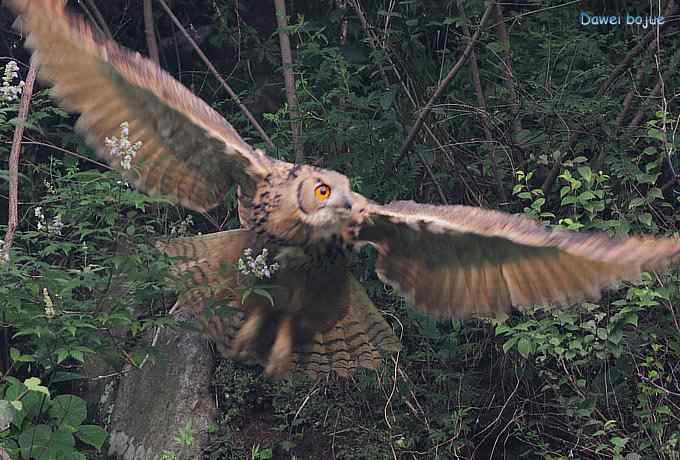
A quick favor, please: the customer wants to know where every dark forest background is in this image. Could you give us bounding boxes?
[1,0,680,458]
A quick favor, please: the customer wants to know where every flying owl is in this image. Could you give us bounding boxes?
[8,0,680,378]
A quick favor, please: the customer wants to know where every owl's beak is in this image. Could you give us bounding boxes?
[332,194,353,211]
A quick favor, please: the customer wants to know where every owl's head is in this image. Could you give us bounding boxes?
[294,167,362,240]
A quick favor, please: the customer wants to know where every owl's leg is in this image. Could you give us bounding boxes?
[229,305,266,360]
[264,316,293,376]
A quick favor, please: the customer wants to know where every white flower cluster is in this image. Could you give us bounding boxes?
[43,180,56,194]
[170,215,194,236]
[105,121,142,170]
[42,288,56,319]
[34,207,64,235]
[237,248,280,279]
[0,60,25,103]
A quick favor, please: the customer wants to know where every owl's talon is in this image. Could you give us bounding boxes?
[264,317,293,377]
[230,308,265,359]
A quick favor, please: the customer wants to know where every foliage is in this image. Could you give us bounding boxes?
[0,60,180,457]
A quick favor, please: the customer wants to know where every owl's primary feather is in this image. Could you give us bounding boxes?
[8,0,680,379]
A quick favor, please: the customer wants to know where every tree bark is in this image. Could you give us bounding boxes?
[460,1,507,203]
[4,58,38,263]
[1,58,38,376]
[143,0,160,64]
[492,1,521,146]
[274,0,305,163]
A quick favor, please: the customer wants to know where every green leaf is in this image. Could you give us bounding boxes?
[48,395,87,430]
[10,348,35,363]
[76,425,108,450]
[0,400,16,429]
[19,424,51,459]
[656,405,672,416]
[637,213,653,227]
[628,197,646,209]
[577,166,592,183]
[517,337,532,359]
[623,313,638,327]
[502,337,517,353]
[24,378,50,397]
[252,288,275,306]
[611,436,628,448]
[380,89,396,111]
[51,372,82,384]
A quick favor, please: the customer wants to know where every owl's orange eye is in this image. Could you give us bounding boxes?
[314,183,332,201]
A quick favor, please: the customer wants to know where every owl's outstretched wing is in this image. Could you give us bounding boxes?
[8,0,272,212]
[358,201,680,317]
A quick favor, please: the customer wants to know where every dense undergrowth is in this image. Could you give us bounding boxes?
[1,0,679,458]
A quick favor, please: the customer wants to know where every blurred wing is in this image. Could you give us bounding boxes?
[358,201,680,317]
[9,0,272,212]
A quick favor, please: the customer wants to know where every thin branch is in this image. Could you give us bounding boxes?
[628,77,665,129]
[614,64,649,128]
[274,0,304,163]
[143,0,160,64]
[79,0,112,39]
[155,0,276,151]
[21,139,112,170]
[459,0,507,203]
[3,58,38,262]
[492,1,521,146]
[337,0,349,45]
[395,3,494,168]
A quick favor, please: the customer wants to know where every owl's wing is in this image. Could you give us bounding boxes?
[8,0,272,212]
[357,200,680,317]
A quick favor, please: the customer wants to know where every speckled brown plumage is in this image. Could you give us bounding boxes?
[8,0,680,379]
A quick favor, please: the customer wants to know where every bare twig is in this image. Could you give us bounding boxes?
[143,0,160,64]
[155,0,276,150]
[274,0,304,163]
[395,3,494,168]
[3,58,38,262]
[459,1,507,203]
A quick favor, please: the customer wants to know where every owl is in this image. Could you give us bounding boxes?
[8,0,680,378]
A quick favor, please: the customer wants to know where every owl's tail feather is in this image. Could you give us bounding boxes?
[291,275,402,379]
[158,230,401,379]
[195,275,402,380]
